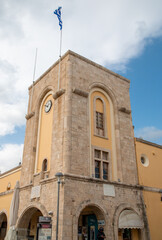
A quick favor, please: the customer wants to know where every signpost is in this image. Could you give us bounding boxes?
[37,217,52,240]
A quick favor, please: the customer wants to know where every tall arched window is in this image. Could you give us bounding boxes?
[93,96,107,138]
[96,98,104,136]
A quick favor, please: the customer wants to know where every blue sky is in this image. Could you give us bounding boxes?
[125,37,162,144]
[0,0,162,172]
[2,36,162,146]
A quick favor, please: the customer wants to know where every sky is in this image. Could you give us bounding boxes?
[0,0,162,173]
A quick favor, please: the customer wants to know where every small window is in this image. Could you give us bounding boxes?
[141,157,145,164]
[42,159,47,172]
[94,149,109,180]
[140,155,149,167]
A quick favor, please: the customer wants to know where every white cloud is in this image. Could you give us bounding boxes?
[0,102,26,136]
[0,144,23,173]
[135,126,162,144]
[1,0,162,138]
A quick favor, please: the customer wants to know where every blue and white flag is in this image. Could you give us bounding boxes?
[54,7,63,30]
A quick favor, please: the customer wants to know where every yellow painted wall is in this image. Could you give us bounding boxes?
[135,139,162,240]
[142,191,162,240]
[0,193,13,226]
[0,168,21,193]
[36,94,54,173]
[0,167,21,230]
[135,140,162,188]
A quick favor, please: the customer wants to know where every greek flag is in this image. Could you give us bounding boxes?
[54,7,63,30]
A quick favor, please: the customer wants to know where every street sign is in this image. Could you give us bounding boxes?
[39,216,51,223]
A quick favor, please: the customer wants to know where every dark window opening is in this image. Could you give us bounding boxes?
[96,112,104,129]
[123,229,132,240]
[42,159,47,172]
[95,161,100,178]
[103,162,108,180]
[141,156,145,164]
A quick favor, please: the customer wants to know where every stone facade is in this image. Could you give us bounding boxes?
[14,51,150,239]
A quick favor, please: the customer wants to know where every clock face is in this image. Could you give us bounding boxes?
[44,100,52,113]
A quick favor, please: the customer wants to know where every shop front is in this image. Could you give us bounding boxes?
[118,210,144,240]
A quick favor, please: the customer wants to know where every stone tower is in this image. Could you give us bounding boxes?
[16,51,149,240]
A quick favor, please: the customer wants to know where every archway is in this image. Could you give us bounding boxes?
[118,209,144,240]
[0,212,7,240]
[17,207,43,240]
[78,205,105,240]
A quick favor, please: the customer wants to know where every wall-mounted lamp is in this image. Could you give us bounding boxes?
[48,211,53,216]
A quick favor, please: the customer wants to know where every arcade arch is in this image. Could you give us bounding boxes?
[78,204,106,240]
[118,209,144,240]
[0,212,7,240]
[17,207,43,240]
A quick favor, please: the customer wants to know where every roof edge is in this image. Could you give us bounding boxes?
[0,165,22,178]
[136,138,162,149]
[29,50,130,90]
[68,50,130,83]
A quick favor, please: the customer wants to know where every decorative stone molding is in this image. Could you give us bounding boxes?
[25,112,35,120]
[53,88,65,100]
[72,88,89,98]
[0,189,13,197]
[118,107,131,114]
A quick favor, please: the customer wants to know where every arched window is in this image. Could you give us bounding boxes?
[42,159,47,172]
[93,96,107,138]
[96,98,104,136]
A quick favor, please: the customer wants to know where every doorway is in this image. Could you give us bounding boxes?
[78,205,105,240]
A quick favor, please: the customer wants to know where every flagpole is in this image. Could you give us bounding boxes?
[58,29,62,90]
[29,48,38,113]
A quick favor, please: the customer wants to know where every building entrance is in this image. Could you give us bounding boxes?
[78,205,105,240]
[81,214,98,240]
[17,208,43,240]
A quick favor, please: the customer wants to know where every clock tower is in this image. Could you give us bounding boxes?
[16,51,148,240]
